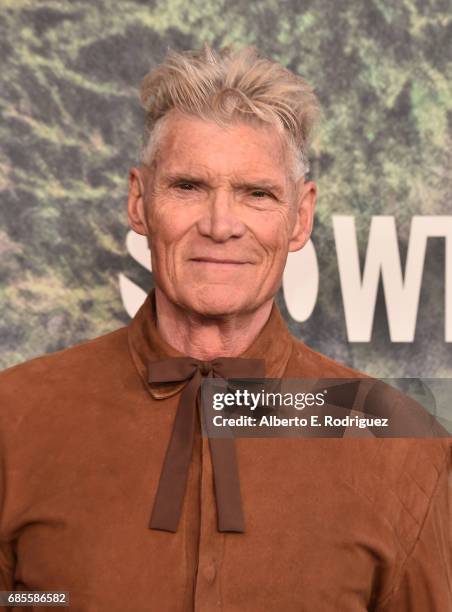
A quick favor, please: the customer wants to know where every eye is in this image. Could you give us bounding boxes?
[175,182,196,191]
[251,190,271,199]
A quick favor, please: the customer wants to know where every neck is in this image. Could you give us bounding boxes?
[154,287,274,360]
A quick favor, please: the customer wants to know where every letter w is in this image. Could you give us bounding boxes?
[333,216,452,342]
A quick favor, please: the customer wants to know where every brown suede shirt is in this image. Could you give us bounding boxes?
[0,289,450,611]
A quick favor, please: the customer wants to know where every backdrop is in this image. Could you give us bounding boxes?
[1,0,451,377]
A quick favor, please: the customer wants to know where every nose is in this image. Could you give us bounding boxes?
[196,189,246,242]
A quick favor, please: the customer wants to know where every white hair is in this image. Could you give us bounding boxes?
[139,44,320,181]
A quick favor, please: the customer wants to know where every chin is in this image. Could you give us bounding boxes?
[182,288,255,318]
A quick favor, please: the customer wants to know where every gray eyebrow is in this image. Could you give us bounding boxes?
[163,173,206,184]
[163,173,285,197]
[231,180,284,197]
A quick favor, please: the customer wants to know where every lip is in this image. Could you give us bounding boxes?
[189,257,250,265]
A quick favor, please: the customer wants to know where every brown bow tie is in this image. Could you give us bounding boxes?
[147,356,266,533]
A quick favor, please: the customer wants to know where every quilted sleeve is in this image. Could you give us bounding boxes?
[375,445,452,611]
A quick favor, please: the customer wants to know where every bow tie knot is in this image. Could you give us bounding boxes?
[147,355,265,533]
[198,360,213,376]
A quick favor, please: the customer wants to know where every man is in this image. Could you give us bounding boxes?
[0,44,450,611]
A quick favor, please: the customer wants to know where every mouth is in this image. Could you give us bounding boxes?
[189,257,250,265]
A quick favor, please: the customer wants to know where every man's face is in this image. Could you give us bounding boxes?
[128,111,316,317]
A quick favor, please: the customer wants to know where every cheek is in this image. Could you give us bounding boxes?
[148,202,193,247]
[248,209,293,255]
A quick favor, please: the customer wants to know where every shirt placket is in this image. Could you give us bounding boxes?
[193,395,225,611]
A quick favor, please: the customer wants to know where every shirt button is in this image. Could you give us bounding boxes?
[203,563,216,583]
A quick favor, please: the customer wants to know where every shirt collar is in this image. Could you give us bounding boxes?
[127,288,294,399]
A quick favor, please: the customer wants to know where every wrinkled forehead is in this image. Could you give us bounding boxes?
[152,111,295,186]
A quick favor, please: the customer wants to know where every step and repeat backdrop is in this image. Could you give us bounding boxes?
[1,0,451,377]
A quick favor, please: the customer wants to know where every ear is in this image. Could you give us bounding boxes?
[127,167,149,236]
[289,180,317,252]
